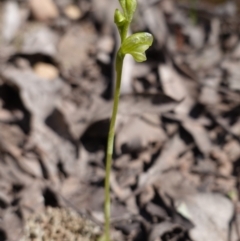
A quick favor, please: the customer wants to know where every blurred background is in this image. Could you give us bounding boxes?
[0,0,240,240]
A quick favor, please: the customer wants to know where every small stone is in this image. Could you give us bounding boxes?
[64,5,82,20]
[97,36,114,53]
[29,0,59,21]
[96,52,110,64]
[33,62,59,80]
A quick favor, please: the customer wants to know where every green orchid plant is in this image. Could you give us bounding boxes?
[101,0,153,240]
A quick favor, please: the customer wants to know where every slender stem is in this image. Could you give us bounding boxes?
[190,0,198,25]
[120,23,129,43]
[104,51,124,241]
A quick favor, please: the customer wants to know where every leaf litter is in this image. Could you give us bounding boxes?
[0,0,240,240]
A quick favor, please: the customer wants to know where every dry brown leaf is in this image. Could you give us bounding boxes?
[178,193,233,241]
[211,147,232,176]
[215,177,236,194]
[155,170,197,200]
[199,76,221,105]
[186,45,222,72]
[0,108,23,123]
[31,120,77,179]
[146,202,168,220]
[173,55,197,80]
[184,25,205,49]
[182,119,212,155]
[0,123,41,178]
[224,140,240,162]
[148,221,183,241]
[110,172,131,201]
[140,3,167,47]
[161,0,175,15]
[119,93,179,115]
[231,42,240,59]
[208,18,220,45]
[139,186,155,206]
[2,209,23,241]
[116,116,166,154]
[60,177,81,198]
[2,66,64,120]
[231,119,240,136]
[158,64,186,101]
[222,60,240,91]
[67,92,179,140]
[0,154,33,186]
[138,133,187,189]
[19,182,44,220]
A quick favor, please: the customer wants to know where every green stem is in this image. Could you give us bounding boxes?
[190,0,198,25]
[120,23,129,43]
[104,51,124,241]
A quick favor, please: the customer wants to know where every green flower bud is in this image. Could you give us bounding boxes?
[118,0,136,21]
[119,0,126,14]
[125,0,137,21]
[114,9,126,27]
[120,32,153,62]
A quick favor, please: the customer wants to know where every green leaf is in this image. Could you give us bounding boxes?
[120,32,153,62]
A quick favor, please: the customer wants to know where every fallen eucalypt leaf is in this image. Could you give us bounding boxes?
[100,0,153,241]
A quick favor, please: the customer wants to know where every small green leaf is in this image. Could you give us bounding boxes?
[120,32,153,62]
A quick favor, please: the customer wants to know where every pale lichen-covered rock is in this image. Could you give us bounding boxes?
[21,207,101,241]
